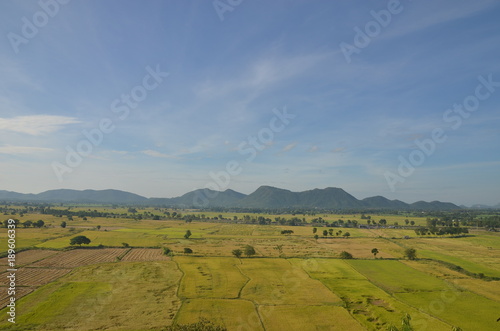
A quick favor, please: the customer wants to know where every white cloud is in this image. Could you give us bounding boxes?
[0,115,80,135]
[0,145,53,155]
[282,142,297,153]
[308,145,319,152]
[141,149,178,159]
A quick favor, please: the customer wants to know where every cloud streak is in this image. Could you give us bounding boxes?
[0,115,80,136]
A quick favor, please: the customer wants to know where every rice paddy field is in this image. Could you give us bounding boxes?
[0,206,499,330]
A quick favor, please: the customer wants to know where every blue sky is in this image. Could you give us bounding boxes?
[0,0,499,206]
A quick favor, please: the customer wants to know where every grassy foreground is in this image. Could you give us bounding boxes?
[0,210,499,330]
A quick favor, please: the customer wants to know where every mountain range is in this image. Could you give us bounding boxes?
[0,186,472,211]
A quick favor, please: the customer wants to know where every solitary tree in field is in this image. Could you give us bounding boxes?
[339,251,353,259]
[323,230,328,237]
[312,227,317,234]
[35,220,44,228]
[314,234,319,241]
[328,229,334,236]
[70,235,91,246]
[343,232,350,239]
[405,219,409,225]
[410,220,415,226]
[184,247,193,254]
[163,247,172,256]
[404,248,417,260]
[371,248,379,258]
[184,230,192,239]
[60,221,67,228]
[96,225,101,230]
[244,245,256,258]
[232,249,242,259]
[273,244,284,257]
[122,242,130,248]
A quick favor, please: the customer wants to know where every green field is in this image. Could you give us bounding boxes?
[0,208,499,330]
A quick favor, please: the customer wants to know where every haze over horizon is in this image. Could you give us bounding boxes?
[1,0,499,206]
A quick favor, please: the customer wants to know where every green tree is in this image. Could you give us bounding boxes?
[371,248,379,258]
[339,251,353,259]
[60,221,67,228]
[244,245,256,257]
[343,232,351,239]
[96,225,101,230]
[122,242,130,248]
[323,230,328,237]
[184,230,192,239]
[70,235,91,246]
[410,220,415,226]
[312,227,317,234]
[163,247,172,255]
[184,247,193,254]
[232,249,242,259]
[314,234,319,240]
[404,248,417,260]
[273,244,284,257]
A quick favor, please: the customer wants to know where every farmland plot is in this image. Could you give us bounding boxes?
[176,256,248,299]
[30,248,126,268]
[239,259,342,305]
[121,248,170,262]
[347,260,447,293]
[258,305,364,331]
[297,259,451,330]
[0,262,182,330]
[175,299,263,330]
[395,291,500,331]
[0,268,71,287]
[0,249,59,266]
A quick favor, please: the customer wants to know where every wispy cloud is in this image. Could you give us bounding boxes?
[308,145,319,153]
[0,115,80,135]
[0,145,53,155]
[141,149,178,159]
[277,142,298,155]
[382,0,497,40]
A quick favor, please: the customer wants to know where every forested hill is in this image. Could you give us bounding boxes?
[0,186,462,211]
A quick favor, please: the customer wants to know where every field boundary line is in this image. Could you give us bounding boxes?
[233,263,251,299]
[170,257,186,326]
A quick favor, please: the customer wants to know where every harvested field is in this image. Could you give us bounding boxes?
[30,248,126,268]
[0,268,71,287]
[121,248,170,262]
[0,250,59,266]
[0,287,35,309]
